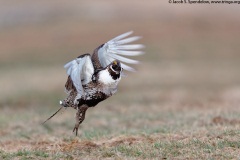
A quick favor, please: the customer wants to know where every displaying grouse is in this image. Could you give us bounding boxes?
[44,31,144,135]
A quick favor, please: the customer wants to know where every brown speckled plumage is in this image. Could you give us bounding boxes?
[62,77,110,109]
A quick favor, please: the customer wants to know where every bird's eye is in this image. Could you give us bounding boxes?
[112,64,117,70]
[110,60,121,72]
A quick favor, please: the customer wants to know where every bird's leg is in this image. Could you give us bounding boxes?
[72,105,88,136]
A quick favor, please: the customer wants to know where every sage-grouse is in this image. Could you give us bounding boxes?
[45,31,144,135]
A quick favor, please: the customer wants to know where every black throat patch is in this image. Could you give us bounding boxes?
[108,67,120,80]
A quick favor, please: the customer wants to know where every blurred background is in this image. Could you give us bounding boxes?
[1,0,240,108]
[1,0,240,154]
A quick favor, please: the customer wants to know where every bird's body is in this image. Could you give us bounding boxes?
[62,59,121,109]
[61,54,123,135]
[44,31,144,135]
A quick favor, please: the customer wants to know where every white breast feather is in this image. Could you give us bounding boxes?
[98,70,121,95]
[98,70,119,85]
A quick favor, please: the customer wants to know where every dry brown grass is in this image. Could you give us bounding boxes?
[1,1,240,159]
[1,95,240,159]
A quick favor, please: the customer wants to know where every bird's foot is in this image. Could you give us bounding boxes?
[73,125,79,136]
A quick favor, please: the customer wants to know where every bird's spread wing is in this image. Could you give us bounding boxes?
[97,31,144,72]
[64,54,94,96]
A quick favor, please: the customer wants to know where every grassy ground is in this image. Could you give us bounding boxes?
[0,97,240,159]
[1,1,240,159]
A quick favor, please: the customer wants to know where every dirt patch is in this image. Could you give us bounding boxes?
[212,116,240,125]
[60,139,98,152]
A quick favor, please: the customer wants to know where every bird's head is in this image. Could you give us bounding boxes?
[110,60,122,74]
